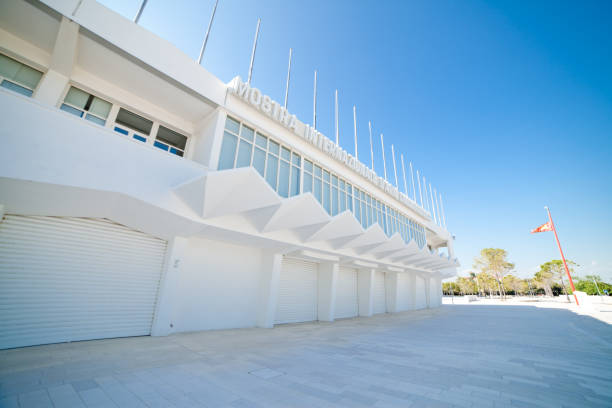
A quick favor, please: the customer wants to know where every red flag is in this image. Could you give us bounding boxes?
[531,221,553,233]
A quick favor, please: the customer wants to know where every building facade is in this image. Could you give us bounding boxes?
[0,0,458,350]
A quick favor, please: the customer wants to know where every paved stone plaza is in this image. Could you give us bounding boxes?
[1,304,611,408]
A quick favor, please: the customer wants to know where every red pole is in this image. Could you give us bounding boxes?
[545,207,579,306]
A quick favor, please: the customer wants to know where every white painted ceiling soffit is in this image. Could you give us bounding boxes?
[340,259,379,269]
[300,210,363,243]
[331,223,388,250]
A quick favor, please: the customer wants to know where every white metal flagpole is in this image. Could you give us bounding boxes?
[380,133,387,181]
[401,154,408,195]
[429,183,437,224]
[284,48,292,109]
[391,144,399,187]
[423,175,429,211]
[417,170,423,207]
[247,18,261,85]
[439,192,446,229]
[434,187,441,226]
[410,161,416,202]
[334,90,339,145]
[134,0,148,23]
[368,121,374,170]
[198,0,219,64]
[313,70,318,128]
[353,105,358,159]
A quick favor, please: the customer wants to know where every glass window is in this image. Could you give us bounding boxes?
[253,147,266,176]
[218,131,237,170]
[278,160,290,198]
[281,146,291,161]
[268,140,280,156]
[241,125,254,141]
[0,54,43,96]
[323,170,330,183]
[323,181,330,214]
[225,116,240,134]
[61,86,112,126]
[115,108,152,135]
[1,80,33,96]
[291,153,301,166]
[314,177,322,203]
[255,133,268,148]
[290,166,300,197]
[303,172,313,194]
[331,185,338,215]
[347,185,353,212]
[304,159,313,173]
[265,154,278,190]
[339,189,346,212]
[156,125,188,155]
[314,165,322,178]
[236,139,252,168]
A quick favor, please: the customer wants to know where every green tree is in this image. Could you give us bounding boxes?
[476,272,497,298]
[573,276,612,296]
[474,249,515,299]
[503,275,527,296]
[534,268,554,297]
[539,260,577,302]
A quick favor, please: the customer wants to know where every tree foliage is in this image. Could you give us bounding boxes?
[473,248,515,299]
[444,250,611,298]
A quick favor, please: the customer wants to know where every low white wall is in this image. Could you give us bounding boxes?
[171,237,263,332]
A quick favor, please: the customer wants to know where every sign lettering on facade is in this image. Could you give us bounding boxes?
[228,77,424,212]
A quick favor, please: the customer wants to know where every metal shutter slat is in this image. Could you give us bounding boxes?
[0,215,167,350]
[275,258,318,324]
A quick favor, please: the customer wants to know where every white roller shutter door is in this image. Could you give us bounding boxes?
[373,271,386,314]
[0,215,167,350]
[415,275,427,309]
[335,267,358,319]
[275,258,318,324]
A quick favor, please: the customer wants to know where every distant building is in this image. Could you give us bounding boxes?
[0,0,458,350]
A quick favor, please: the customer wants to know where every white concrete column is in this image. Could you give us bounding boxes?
[34,17,79,106]
[151,236,189,336]
[191,108,227,168]
[318,261,338,321]
[385,272,400,313]
[446,235,456,259]
[358,268,375,317]
[425,275,432,308]
[406,271,417,310]
[256,252,283,328]
[433,275,442,307]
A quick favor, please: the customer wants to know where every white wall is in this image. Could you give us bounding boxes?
[171,237,263,332]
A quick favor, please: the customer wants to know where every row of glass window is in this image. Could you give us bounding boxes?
[219,116,427,248]
[0,53,43,97]
[1,53,188,157]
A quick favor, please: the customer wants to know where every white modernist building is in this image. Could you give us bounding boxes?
[0,0,459,350]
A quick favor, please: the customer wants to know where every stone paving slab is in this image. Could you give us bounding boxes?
[1,304,611,407]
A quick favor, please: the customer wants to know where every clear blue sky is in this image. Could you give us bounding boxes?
[99,0,612,281]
